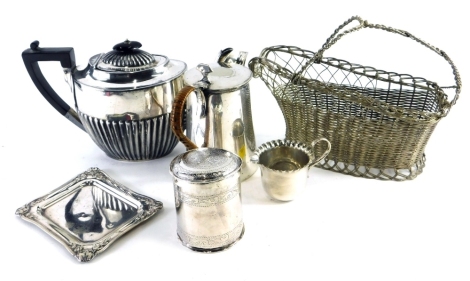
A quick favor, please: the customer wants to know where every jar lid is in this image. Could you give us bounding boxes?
[183,48,252,92]
[170,148,242,182]
[73,40,186,91]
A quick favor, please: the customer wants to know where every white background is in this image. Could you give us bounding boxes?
[1,1,469,280]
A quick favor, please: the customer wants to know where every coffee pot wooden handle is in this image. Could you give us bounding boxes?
[170,85,199,150]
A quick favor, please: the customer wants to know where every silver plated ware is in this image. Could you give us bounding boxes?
[15,167,163,262]
[22,40,186,161]
[169,148,244,252]
[170,48,257,181]
[251,139,331,201]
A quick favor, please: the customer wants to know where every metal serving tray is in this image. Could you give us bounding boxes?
[16,167,162,262]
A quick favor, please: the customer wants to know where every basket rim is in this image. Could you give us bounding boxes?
[249,45,454,122]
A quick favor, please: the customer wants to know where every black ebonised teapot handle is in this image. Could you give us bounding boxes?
[22,41,84,131]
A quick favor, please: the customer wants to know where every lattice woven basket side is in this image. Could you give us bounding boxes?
[249,16,461,181]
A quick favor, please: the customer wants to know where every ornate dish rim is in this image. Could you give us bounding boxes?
[15,167,163,262]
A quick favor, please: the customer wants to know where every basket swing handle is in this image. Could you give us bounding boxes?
[314,16,366,64]
[295,16,461,108]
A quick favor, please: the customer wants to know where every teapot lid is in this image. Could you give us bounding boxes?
[74,40,186,91]
[97,40,164,72]
[170,148,242,183]
[183,48,252,92]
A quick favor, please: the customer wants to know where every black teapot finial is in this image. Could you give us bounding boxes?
[113,40,142,52]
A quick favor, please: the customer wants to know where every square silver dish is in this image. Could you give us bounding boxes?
[16,167,163,262]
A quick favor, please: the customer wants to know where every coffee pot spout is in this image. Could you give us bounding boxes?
[217,48,248,67]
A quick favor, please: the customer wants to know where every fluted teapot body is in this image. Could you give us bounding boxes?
[23,40,187,161]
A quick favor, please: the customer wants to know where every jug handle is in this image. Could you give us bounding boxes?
[22,41,84,131]
[171,85,204,150]
[308,138,332,168]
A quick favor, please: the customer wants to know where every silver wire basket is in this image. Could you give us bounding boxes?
[248,16,461,181]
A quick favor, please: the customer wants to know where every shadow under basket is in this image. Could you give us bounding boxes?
[248,16,461,181]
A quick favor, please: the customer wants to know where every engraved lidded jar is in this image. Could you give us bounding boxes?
[169,147,244,252]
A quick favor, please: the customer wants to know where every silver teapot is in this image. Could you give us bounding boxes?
[170,48,257,181]
[22,40,187,161]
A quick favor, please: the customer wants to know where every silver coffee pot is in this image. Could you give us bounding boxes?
[170,48,257,181]
[22,40,187,161]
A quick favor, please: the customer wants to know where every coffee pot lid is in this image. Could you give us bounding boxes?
[183,48,252,92]
[170,148,242,182]
[74,40,186,91]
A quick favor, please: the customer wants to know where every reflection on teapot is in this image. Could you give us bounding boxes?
[171,48,258,181]
[22,40,187,161]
